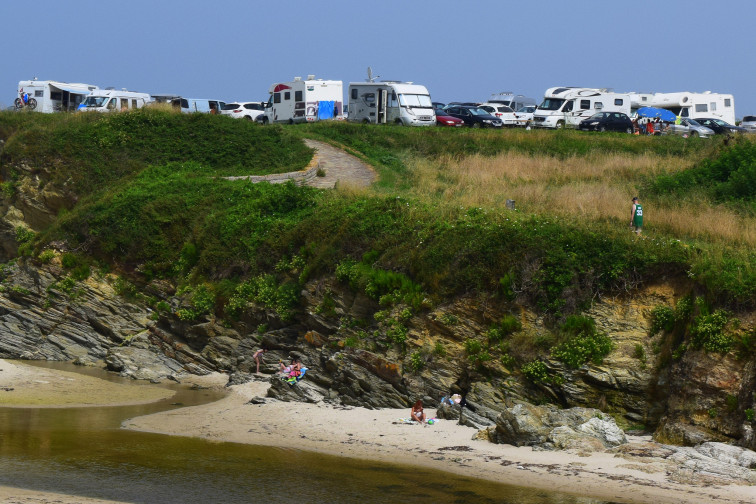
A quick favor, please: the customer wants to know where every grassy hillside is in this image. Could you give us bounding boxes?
[4,110,756,320]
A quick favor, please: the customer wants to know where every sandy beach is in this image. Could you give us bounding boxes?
[1,359,754,504]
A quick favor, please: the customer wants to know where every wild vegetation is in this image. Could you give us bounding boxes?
[2,109,756,377]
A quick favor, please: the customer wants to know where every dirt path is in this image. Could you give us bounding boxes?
[303,139,377,189]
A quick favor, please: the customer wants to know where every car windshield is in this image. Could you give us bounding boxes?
[743,116,756,122]
[222,103,240,110]
[538,98,565,111]
[497,106,514,113]
[686,119,701,126]
[712,119,729,126]
[517,106,535,113]
[82,96,109,107]
[468,108,489,116]
[398,94,432,108]
[588,113,605,120]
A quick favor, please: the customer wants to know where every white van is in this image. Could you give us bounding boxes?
[532,87,631,129]
[347,81,435,126]
[262,76,343,124]
[79,89,151,112]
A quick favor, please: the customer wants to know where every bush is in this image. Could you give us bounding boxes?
[690,309,734,353]
[551,316,614,368]
[522,360,549,384]
[650,305,675,335]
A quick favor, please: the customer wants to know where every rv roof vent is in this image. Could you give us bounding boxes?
[294,77,302,81]
[122,88,128,91]
[106,87,115,90]
[703,90,712,94]
[406,81,413,85]
[307,75,315,80]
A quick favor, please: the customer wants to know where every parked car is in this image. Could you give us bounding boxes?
[432,101,446,109]
[578,112,633,133]
[478,102,517,126]
[694,118,748,135]
[221,101,265,121]
[434,108,464,127]
[442,105,503,128]
[740,115,756,133]
[513,105,537,127]
[665,118,715,138]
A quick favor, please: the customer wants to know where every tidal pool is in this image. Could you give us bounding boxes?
[0,361,619,504]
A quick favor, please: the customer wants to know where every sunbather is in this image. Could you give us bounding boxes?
[410,400,426,423]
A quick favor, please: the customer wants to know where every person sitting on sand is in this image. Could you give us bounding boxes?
[410,400,426,423]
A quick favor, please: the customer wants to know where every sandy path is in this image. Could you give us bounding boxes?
[302,138,377,189]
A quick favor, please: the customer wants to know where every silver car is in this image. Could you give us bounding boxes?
[741,115,756,133]
[665,118,715,138]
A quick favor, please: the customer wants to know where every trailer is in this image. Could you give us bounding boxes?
[261,75,343,124]
[347,81,435,126]
[532,87,631,129]
[629,91,735,125]
[78,88,152,112]
[488,91,537,112]
[16,79,98,112]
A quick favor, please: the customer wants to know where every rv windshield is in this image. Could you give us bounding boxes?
[398,94,432,108]
[82,96,109,108]
[538,98,565,111]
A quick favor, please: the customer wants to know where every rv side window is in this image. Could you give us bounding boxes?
[35,90,43,97]
[51,92,62,100]
[710,102,716,111]
[562,101,573,112]
[351,89,358,100]
[594,102,603,110]
[695,104,708,112]
[132,99,138,108]
[681,108,689,117]
[579,100,590,110]
[614,98,623,106]
[107,98,117,110]
[274,93,281,104]
[364,93,375,104]
[295,91,303,101]
[725,99,731,107]
[284,92,290,100]
[390,93,398,107]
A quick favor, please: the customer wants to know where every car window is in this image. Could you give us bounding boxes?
[498,106,513,113]
[743,116,756,122]
[222,103,239,110]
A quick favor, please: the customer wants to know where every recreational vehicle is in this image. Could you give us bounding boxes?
[488,92,537,112]
[262,76,343,124]
[532,87,631,129]
[16,79,98,113]
[78,89,152,112]
[629,92,735,125]
[348,81,435,126]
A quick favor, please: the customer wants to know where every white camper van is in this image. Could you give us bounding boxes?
[629,91,735,125]
[488,92,537,112]
[532,87,631,129]
[262,76,343,124]
[78,89,152,112]
[16,80,98,113]
[347,81,435,126]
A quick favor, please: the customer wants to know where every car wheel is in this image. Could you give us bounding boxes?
[362,119,370,124]
[395,119,403,126]
[244,116,253,121]
[599,126,606,132]
[625,127,633,134]
[471,122,480,128]
[288,119,294,125]
[261,117,269,125]
[556,121,564,130]
[690,131,698,138]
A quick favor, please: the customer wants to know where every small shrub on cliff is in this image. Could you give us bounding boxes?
[550,315,613,369]
[650,305,675,335]
[690,309,734,354]
[521,360,549,384]
[746,409,755,422]
[15,226,35,244]
[408,351,425,373]
[37,249,56,264]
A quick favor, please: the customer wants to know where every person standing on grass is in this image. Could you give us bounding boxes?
[631,197,643,235]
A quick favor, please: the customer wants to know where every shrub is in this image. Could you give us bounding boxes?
[746,409,755,422]
[690,309,734,353]
[408,351,425,373]
[551,315,613,368]
[650,305,675,335]
[37,249,56,264]
[522,360,549,384]
[15,226,35,244]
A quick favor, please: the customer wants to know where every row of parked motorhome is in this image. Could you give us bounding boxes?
[14,78,738,128]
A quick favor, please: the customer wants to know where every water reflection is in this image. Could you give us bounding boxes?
[0,362,619,503]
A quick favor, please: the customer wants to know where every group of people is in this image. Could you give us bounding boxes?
[252,348,305,380]
[632,116,670,135]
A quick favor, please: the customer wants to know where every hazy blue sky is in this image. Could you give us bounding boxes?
[2,0,755,118]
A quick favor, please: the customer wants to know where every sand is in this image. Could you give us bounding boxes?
[1,359,754,504]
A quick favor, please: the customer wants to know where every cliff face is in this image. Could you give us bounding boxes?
[1,256,754,448]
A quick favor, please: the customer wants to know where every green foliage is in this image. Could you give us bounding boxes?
[690,309,734,353]
[633,344,647,365]
[550,315,614,368]
[464,338,491,366]
[37,249,56,264]
[226,274,299,321]
[726,394,738,412]
[521,360,549,384]
[433,340,446,357]
[15,226,35,244]
[650,305,675,335]
[335,256,425,309]
[408,351,425,373]
[314,291,337,318]
[708,407,718,418]
[113,276,139,300]
[439,313,459,325]
[746,408,755,422]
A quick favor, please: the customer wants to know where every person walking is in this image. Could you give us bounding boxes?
[253,348,267,374]
[630,197,643,235]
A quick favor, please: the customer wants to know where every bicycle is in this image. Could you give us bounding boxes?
[14,93,37,110]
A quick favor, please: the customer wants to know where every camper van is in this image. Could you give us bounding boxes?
[261,76,343,124]
[16,79,98,113]
[488,92,537,112]
[347,81,435,126]
[78,89,152,112]
[532,87,631,129]
[629,91,735,125]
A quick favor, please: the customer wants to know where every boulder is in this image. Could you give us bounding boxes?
[105,346,184,381]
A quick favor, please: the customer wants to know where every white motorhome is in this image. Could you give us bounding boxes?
[629,91,735,125]
[16,79,98,112]
[262,76,343,124]
[488,92,537,112]
[78,89,152,112]
[532,87,631,129]
[348,81,435,126]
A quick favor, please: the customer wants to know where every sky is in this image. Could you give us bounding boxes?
[2,0,755,119]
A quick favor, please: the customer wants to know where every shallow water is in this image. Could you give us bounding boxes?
[0,361,621,504]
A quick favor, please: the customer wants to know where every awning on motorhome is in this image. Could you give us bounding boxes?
[317,101,335,120]
[51,84,91,95]
[637,107,676,122]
